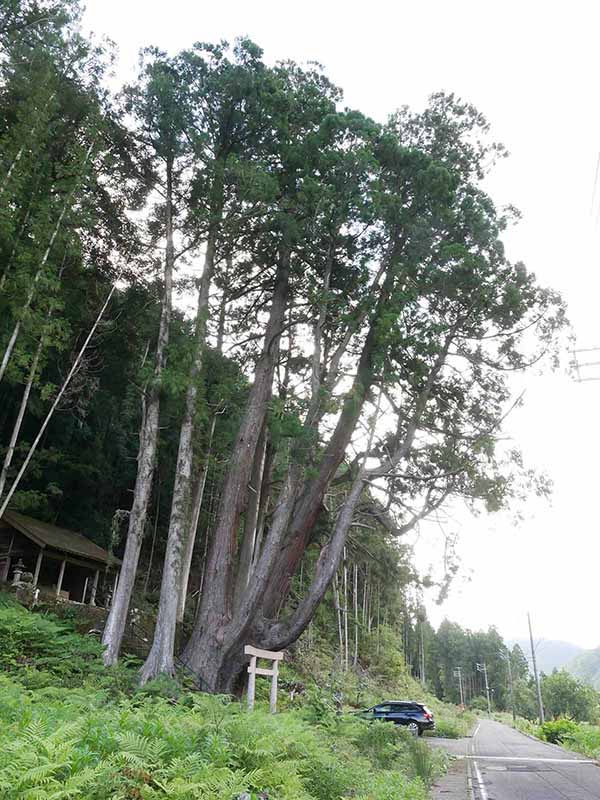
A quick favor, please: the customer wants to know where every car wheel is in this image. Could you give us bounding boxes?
[407,722,419,736]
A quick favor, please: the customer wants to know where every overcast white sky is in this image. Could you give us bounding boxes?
[83,0,600,649]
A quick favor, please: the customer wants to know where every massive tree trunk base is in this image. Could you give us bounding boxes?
[180,623,267,695]
[179,615,293,695]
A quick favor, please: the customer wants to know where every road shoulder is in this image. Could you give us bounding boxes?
[431,755,469,799]
[428,735,471,798]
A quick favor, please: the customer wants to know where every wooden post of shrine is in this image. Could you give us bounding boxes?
[244,645,284,713]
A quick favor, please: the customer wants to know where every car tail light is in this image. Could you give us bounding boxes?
[424,711,432,720]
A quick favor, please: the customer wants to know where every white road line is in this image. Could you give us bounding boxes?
[473,722,481,739]
[467,759,476,800]
[462,756,596,764]
[473,760,489,800]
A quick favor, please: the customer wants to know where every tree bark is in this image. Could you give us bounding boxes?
[176,421,213,622]
[177,278,229,623]
[250,437,274,571]
[102,157,175,666]
[180,251,291,687]
[333,572,344,666]
[264,472,366,652]
[353,561,359,667]
[140,218,220,683]
[257,255,399,618]
[343,548,349,670]
[143,478,160,597]
[233,422,267,609]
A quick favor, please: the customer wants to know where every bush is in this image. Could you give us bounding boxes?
[0,680,432,800]
[0,604,102,683]
[564,723,600,758]
[407,738,438,786]
[432,718,463,739]
[538,718,578,744]
[469,695,490,712]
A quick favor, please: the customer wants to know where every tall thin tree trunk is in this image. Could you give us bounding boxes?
[177,278,229,622]
[102,158,175,666]
[143,479,160,597]
[343,548,349,671]
[0,202,33,295]
[0,141,94,384]
[0,91,57,199]
[376,584,381,657]
[362,566,368,627]
[333,572,344,666]
[0,254,65,502]
[250,438,274,571]
[0,326,44,503]
[0,278,119,517]
[353,561,359,667]
[176,428,213,623]
[141,213,223,681]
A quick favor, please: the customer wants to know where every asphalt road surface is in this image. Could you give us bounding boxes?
[458,719,600,799]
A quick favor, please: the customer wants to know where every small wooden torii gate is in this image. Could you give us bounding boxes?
[245,644,284,713]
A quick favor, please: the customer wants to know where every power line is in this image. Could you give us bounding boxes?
[570,347,600,382]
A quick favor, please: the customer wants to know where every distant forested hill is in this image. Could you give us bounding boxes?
[509,639,584,674]
[567,648,600,689]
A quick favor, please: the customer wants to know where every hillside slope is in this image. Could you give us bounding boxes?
[509,639,583,674]
[567,648,600,689]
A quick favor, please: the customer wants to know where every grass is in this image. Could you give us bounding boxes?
[0,600,443,799]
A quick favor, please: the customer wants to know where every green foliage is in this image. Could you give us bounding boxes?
[0,672,432,800]
[561,724,600,758]
[0,602,102,679]
[538,718,579,744]
[431,718,464,739]
[542,670,599,723]
[469,696,490,712]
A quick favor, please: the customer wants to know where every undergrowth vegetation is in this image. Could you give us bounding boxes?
[497,707,600,760]
[0,599,458,799]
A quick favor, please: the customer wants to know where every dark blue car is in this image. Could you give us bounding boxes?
[361,700,435,736]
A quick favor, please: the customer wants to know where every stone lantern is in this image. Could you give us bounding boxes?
[12,558,25,585]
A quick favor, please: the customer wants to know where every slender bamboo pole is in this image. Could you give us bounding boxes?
[0,276,118,517]
[343,549,349,671]
[0,141,94,384]
[353,561,359,667]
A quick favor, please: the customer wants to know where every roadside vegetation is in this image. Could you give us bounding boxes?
[0,596,458,799]
[0,2,573,796]
[491,667,600,760]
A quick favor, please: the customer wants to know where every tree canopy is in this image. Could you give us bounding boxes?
[0,0,567,692]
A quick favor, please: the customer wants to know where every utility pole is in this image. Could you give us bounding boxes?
[453,666,465,706]
[528,612,545,724]
[476,662,492,714]
[500,648,517,726]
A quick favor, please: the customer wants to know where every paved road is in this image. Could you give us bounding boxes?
[446,719,600,799]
